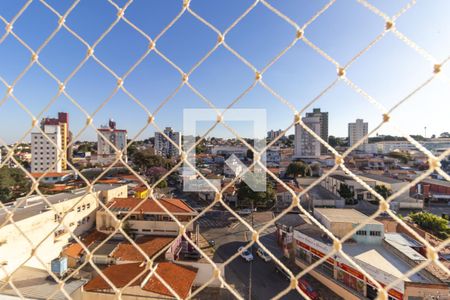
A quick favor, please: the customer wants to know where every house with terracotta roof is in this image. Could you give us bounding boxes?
[82,262,198,299]
[30,171,74,184]
[96,197,198,238]
[276,181,303,206]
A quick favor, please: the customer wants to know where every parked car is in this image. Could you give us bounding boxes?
[274,264,290,280]
[183,250,202,260]
[237,208,252,215]
[238,246,254,262]
[256,247,271,262]
[298,278,319,300]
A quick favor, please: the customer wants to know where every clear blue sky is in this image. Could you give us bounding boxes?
[0,0,449,144]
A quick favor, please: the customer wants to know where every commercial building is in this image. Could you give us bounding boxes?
[97,119,128,163]
[295,115,322,158]
[31,123,63,173]
[364,141,416,154]
[154,127,181,158]
[0,184,128,279]
[305,108,328,155]
[292,208,448,300]
[348,119,368,151]
[410,178,450,203]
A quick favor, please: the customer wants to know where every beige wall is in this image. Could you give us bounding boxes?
[176,261,225,287]
[0,185,127,280]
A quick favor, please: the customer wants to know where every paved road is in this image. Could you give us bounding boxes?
[200,211,340,299]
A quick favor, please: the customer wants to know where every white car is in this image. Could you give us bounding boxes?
[256,247,271,262]
[238,246,254,262]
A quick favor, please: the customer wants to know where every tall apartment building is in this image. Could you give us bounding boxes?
[38,112,71,170]
[31,124,63,173]
[294,115,321,158]
[305,108,328,154]
[267,129,284,140]
[348,119,368,150]
[154,127,181,158]
[97,119,128,163]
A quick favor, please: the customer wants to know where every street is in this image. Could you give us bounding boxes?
[199,210,340,300]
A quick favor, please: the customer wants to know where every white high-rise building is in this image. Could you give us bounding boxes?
[97,119,128,163]
[294,116,321,158]
[154,127,181,158]
[348,119,368,150]
[31,124,63,173]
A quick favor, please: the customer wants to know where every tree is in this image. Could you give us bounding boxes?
[236,175,275,208]
[440,132,450,138]
[328,135,337,147]
[132,149,173,172]
[387,151,410,164]
[374,185,391,199]
[409,212,450,239]
[286,162,311,178]
[0,167,30,202]
[338,184,354,203]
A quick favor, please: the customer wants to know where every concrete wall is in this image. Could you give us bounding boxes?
[0,185,127,280]
[176,261,225,287]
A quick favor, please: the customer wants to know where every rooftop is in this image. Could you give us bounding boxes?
[84,262,197,299]
[0,266,86,300]
[0,184,124,224]
[357,173,403,184]
[314,208,382,225]
[105,197,196,214]
[343,243,434,284]
[420,178,450,188]
[112,236,174,262]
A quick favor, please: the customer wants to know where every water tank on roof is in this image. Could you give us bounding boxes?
[51,256,68,277]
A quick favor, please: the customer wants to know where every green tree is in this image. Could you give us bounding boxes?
[409,212,450,239]
[132,149,173,172]
[387,151,411,164]
[374,185,391,199]
[236,175,275,208]
[286,162,311,178]
[338,184,354,202]
[0,167,30,202]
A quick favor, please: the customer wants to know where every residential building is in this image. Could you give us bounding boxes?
[364,141,416,154]
[40,112,72,170]
[348,119,368,150]
[154,127,181,158]
[82,262,198,299]
[410,178,450,203]
[305,108,328,155]
[97,119,128,163]
[0,184,128,279]
[96,197,198,238]
[292,208,448,300]
[31,124,62,173]
[267,129,284,140]
[294,115,321,158]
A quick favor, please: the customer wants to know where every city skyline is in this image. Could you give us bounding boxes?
[0,1,449,144]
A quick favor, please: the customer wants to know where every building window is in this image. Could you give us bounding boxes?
[77,207,80,213]
[82,204,86,210]
[356,230,367,236]
[87,203,91,209]
[369,231,381,236]
[295,248,309,263]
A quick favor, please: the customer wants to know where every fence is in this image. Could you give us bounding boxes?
[0,0,450,299]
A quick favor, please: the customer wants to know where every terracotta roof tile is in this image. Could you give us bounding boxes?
[84,262,198,299]
[84,263,144,291]
[107,197,195,214]
[63,230,108,258]
[112,236,174,262]
[143,262,197,299]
